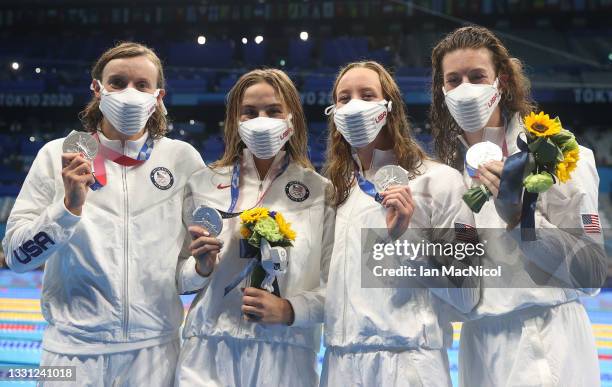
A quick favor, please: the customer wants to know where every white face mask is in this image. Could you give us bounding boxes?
[325,99,392,149]
[443,78,501,133]
[93,80,161,136]
[238,115,293,160]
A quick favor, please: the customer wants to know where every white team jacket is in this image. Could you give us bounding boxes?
[2,131,206,354]
[460,113,606,318]
[323,149,479,351]
[177,149,335,353]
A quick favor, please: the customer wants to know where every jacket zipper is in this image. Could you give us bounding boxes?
[255,157,272,204]
[121,147,130,340]
[238,156,271,335]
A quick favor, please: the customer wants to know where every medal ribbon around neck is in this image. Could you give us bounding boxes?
[353,161,384,204]
[90,132,154,190]
[220,153,291,218]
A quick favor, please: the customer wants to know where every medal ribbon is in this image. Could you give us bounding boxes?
[224,153,291,214]
[497,136,538,241]
[354,162,383,203]
[89,132,154,190]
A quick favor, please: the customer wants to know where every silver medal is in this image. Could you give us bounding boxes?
[373,165,410,192]
[465,141,503,170]
[191,206,223,237]
[465,141,503,177]
[62,131,99,160]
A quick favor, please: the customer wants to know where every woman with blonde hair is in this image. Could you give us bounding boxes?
[174,68,334,387]
[320,61,479,386]
[429,26,604,386]
[3,42,205,386]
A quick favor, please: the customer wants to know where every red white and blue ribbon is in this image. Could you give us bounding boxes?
[90,132,153,190]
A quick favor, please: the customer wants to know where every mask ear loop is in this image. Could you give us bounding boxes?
[386,100,393,112]
[324,104,335,116]
[153,89,168,116]
[90,79,104,93]
[285,113,294,129]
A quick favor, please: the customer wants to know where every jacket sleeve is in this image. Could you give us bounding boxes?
[508,146,606,293]
[175,231,212,295]
[175,149,212,295]
[414,167,480,314]
[286,195,335,328]
[2,142,81,273]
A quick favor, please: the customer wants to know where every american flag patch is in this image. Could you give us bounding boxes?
[455,222,478,242]
[582,214,601,234]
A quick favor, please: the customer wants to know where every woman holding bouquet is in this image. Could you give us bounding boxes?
[174,69,334,387]
[320,61,479,386]
[429,26,605,386]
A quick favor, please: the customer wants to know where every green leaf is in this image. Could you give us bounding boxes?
[550,129,574,147]
[272,240,294,248]
[462,186,491,213]
[248,230,261,248]
[527,137,544,152]
[561,138,579,153]
[556,147,565,163]
[533,138,560,165]
[523,153,536,179]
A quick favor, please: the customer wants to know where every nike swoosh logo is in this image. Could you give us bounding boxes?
[217,183,231,189]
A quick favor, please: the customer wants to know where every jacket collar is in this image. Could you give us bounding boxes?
[504,112,524,155]
[98,130,150,159]
[240,148,288,182]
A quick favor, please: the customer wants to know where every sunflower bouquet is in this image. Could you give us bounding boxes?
[239,207,296,249]
[222,207,296,298]
[463,111,580,215]
[520,111,579,192]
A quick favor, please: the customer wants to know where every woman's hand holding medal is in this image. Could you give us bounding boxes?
[190,206,224,277]
[380,185,414,239]
[375,165,414,239]
[61,153,96,216]
[188,226,223,277]
[61,131,99,216]
[477,160,503,198]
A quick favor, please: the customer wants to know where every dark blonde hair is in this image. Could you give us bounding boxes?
[429,26,535,169]
[212,68,312,169]
[79,42,168,138]
[323,61,426,207]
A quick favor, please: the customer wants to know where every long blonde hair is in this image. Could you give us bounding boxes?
[79,42,168,139]
[212,68,312,169]
[323,61,426,207]
[429,26,536,169]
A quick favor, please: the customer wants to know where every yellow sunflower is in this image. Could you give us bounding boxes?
[524,111,561,137]
[274,211,296,241]
[240,207,269,224]
[240,225,252,239]
[556,148,579,183]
